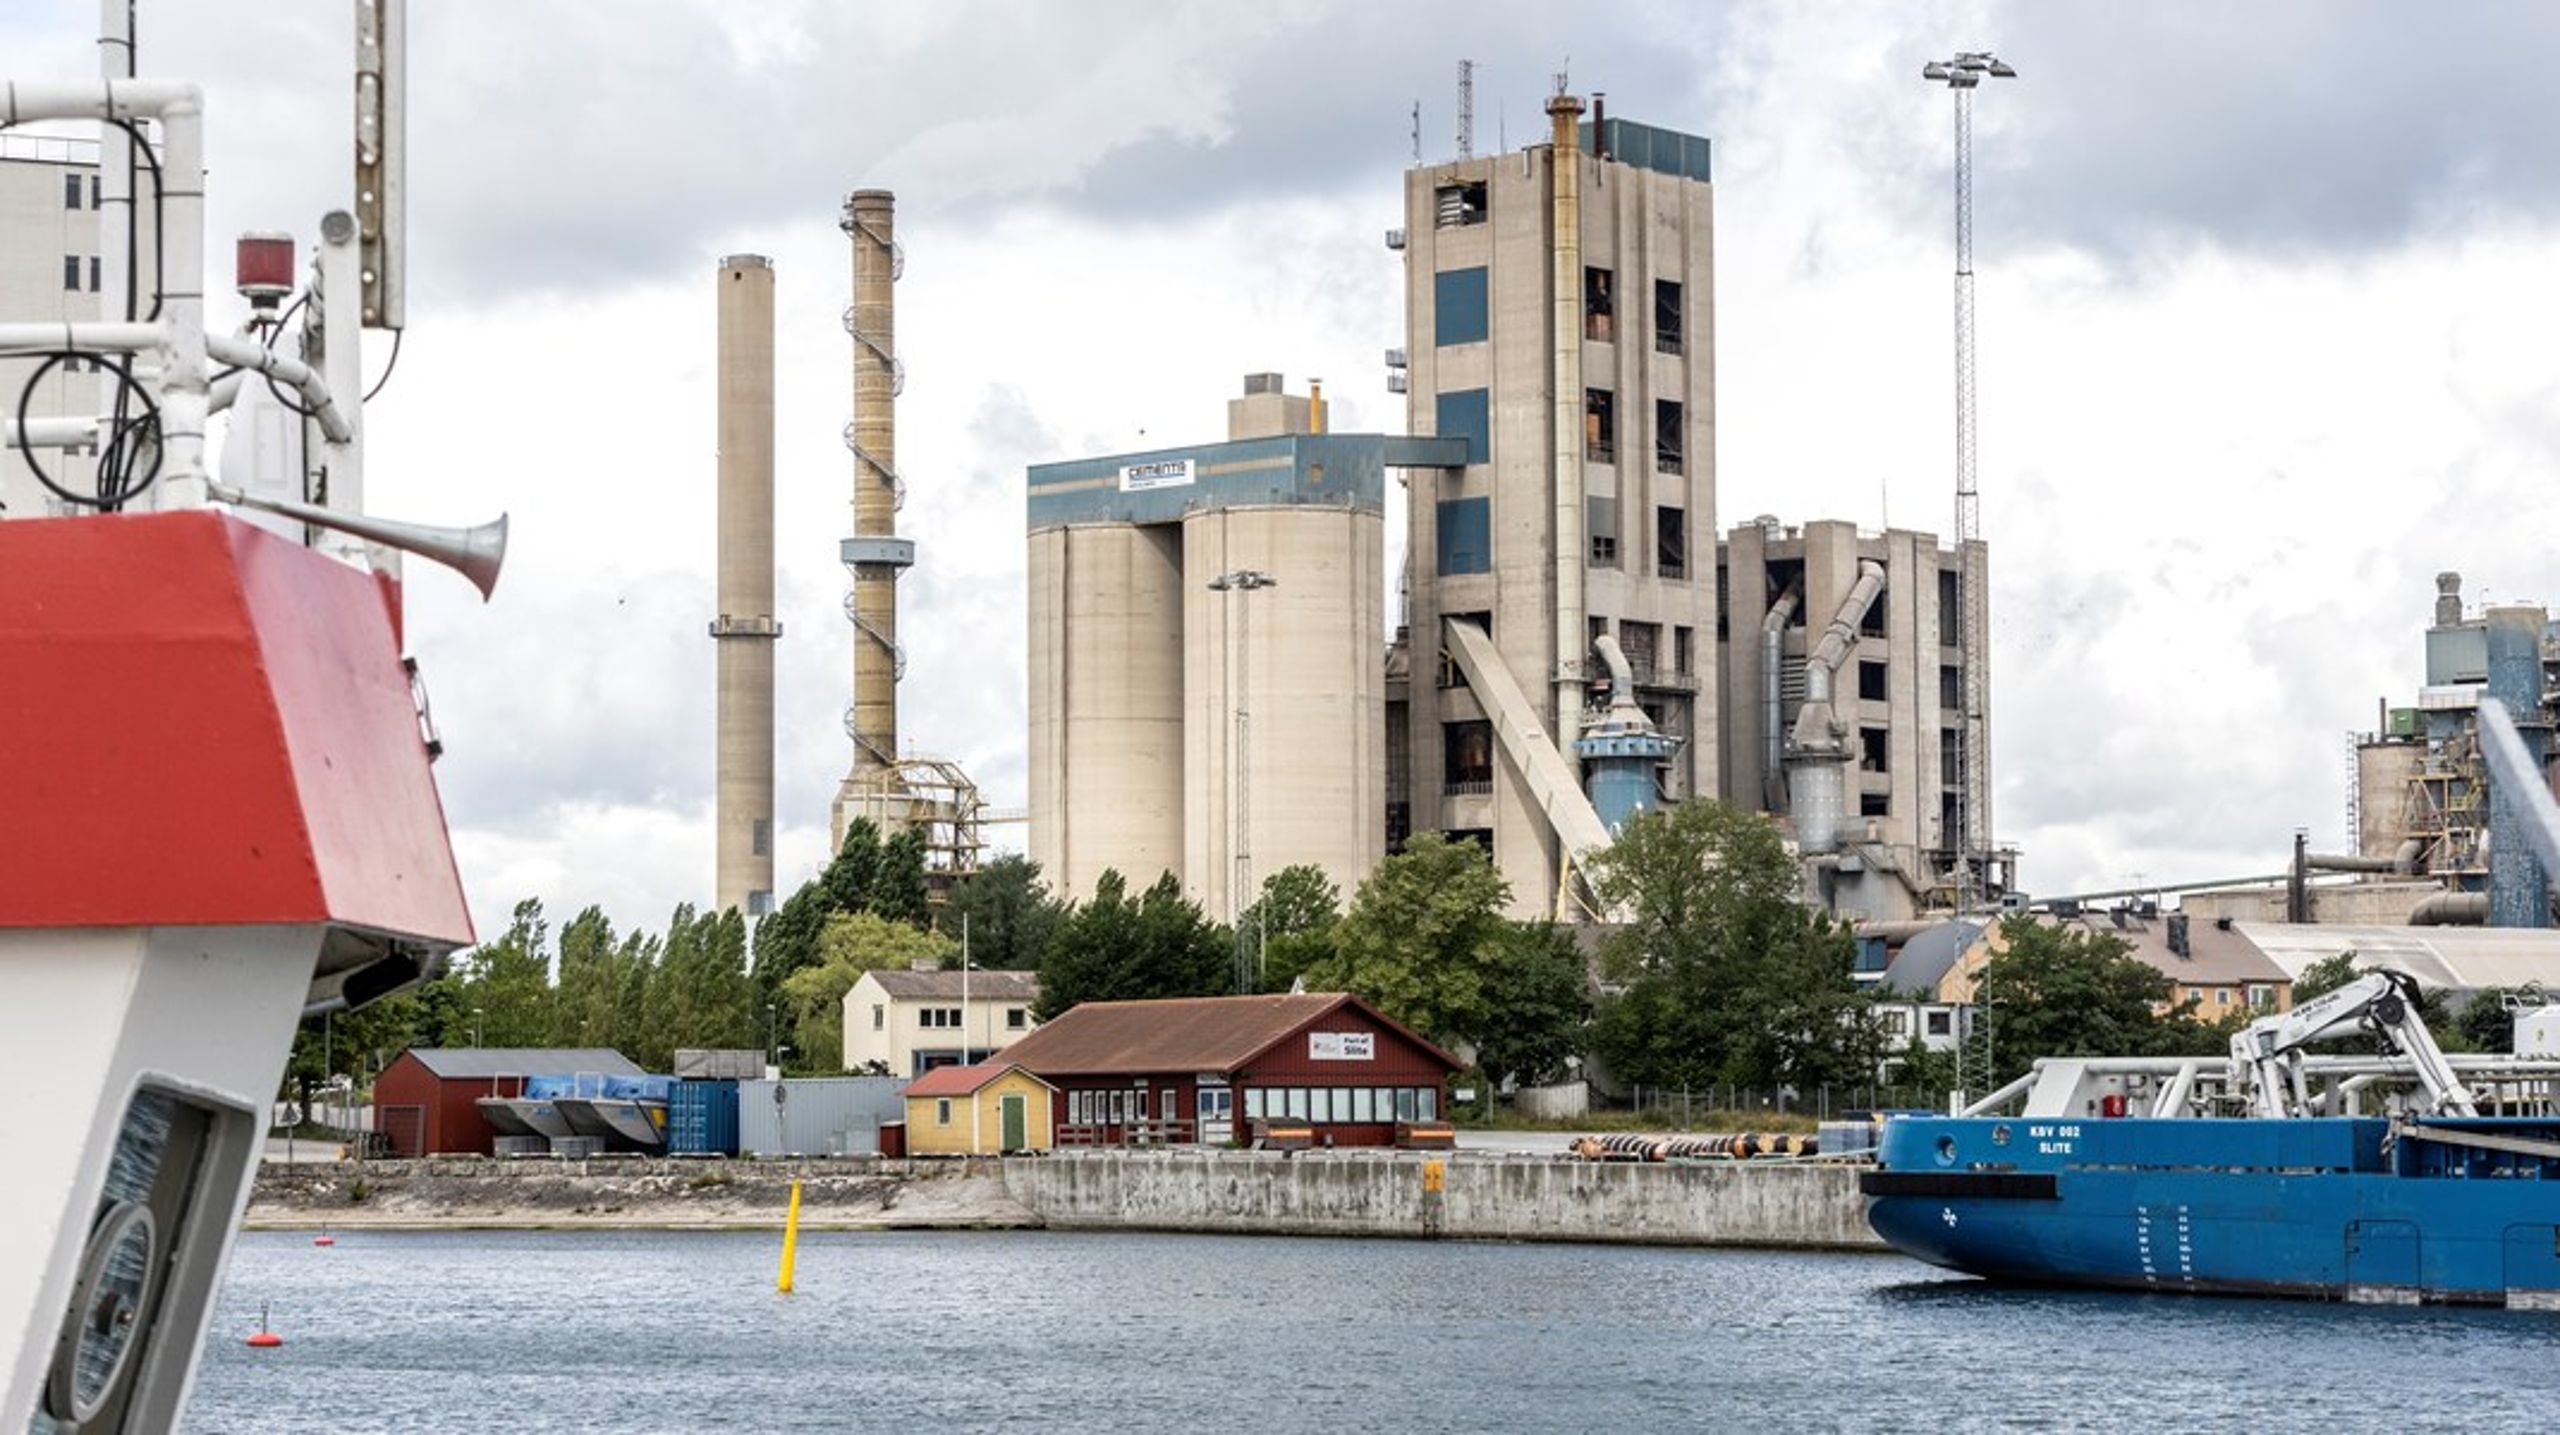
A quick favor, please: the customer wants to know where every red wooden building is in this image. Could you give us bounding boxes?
[372,1047,641,1156]
[996,993,1460,1147]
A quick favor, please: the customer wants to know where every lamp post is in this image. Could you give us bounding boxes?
[469,1005,483,1048]
[1206,568,1277,994]
[1920,49,2014,914]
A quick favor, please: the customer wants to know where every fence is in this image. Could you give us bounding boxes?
[1617,1084,1955,1126]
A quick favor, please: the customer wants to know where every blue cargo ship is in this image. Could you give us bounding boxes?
[1863,972,2560,1306]
[1864,1111,2560,1305]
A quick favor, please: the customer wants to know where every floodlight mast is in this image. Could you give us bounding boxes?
[1922,50,2015,914]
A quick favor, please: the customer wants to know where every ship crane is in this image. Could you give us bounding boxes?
[2228,971,2477,1120]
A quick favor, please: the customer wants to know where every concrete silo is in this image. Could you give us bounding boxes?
[1026,524,1187,897]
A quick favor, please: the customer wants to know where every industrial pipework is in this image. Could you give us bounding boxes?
[1759,587,1800,812]
[1546,91,1587,794]
[835,189,917,842]
[711,255,779,918]
[1576,633,1681,835]
[1785,560,1886,856]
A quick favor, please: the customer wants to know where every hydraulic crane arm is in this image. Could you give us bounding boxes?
[2229,970,2476,1118]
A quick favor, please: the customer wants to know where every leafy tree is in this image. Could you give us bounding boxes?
[1587,802,1871,1089]
[938,854,1061,972]
[550,905,621,1048]
[2458,988,2524,1054]
[456,898,556,1047]
[872,827,932,929]
[1240,864,1342,994]
[783,912,957,1072]
[1034,869,1231,1021]
[1302,835,1511,1050]
[1967,918,2192,1085]
[752,880,831,1008]
[1471,922,1589,1089]
[638,904,756,1067]
[822,819,885,915]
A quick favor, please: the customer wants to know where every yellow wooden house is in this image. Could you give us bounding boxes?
[903,1062,1054,1155]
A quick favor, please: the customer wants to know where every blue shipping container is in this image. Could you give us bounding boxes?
[669,1078,740,1156]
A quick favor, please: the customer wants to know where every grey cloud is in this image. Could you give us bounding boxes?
[1978,2,2560,266]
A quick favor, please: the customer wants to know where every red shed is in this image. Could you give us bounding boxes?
[372,1047,641,1156]
[997,993,1459,1148]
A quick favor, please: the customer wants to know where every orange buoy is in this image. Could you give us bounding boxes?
[312,1234,335,1247]
[247,1300,284,1348]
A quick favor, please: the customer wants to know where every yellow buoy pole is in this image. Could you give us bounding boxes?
[777,1178,803,1294]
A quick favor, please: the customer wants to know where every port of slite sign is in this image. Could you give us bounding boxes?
[1309,1032,1374,1061]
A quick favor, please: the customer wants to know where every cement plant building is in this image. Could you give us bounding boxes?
[1025,95,1997,926]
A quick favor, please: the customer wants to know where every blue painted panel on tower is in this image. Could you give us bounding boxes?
[1434,389,1489,464]
[1437,496,1491,575]
[1435,267,1488,347]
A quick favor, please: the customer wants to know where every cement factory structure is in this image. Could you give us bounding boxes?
[710,255,780,918]
[1025,93,2000,926]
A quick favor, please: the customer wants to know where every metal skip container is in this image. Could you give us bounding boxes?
[737,1077,908,1157]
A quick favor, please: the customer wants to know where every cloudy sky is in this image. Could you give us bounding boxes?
[14,2,2560,936]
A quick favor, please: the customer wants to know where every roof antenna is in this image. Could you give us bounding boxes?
[1456,59,1474,159]
[1410,100,1421,163]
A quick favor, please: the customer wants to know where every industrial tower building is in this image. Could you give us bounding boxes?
[1717,517,2000,922]
[1387,98,1719,919]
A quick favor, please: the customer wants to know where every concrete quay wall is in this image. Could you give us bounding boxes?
[1003,1151,1886,1250]
[248,1151,1886,1250]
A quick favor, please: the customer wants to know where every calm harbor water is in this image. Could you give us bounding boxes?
[189,1229,2560,1433]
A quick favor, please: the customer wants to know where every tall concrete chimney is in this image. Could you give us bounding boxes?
[833,189,915,848]
[712,254,779,917]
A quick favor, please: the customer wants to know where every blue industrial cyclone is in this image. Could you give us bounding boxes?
[1863,1114,2560,1306]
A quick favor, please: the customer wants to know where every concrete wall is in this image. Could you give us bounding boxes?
[1003,1150,1883,1250]
[249,1152,1885,1250]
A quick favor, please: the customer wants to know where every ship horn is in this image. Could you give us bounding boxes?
[206,482,508,601]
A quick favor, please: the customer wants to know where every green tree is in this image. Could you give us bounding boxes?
[938,854,1061,972]
[1586,802,1870,1089]
[1301,835,1511,1050]
[639,904,756,1067]
[2284,951,2470,1053]
[752,880,831,1010]
[1034,869,1231,1021]
[822,819,884,915]
[550,905,620,1048]
[1471,922,1589,1089]
[1240,864,1342,994]
[456,898,556,1047]
[1967,918,2192,1085]
[783,912,957,1072]
[2458,988,2523,1054]
[872,827,932,929]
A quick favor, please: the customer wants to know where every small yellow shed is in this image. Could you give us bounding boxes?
[903,1062,1054,1155]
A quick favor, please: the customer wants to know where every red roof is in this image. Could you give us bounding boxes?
[994,992,1461,1076]
[0,512,472,946]
[905,1062,1047,1098]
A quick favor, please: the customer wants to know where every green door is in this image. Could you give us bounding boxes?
[1001,1093,1026,1152]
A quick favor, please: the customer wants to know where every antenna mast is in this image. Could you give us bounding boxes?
[1921,50,2015,913]
[1456,59,1474,159]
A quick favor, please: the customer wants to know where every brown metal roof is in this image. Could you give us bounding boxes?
[995,992,1460,1076]
[403,1048,642,1079]
[904,1062,1051,1098]
[864,969,1041,1001]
